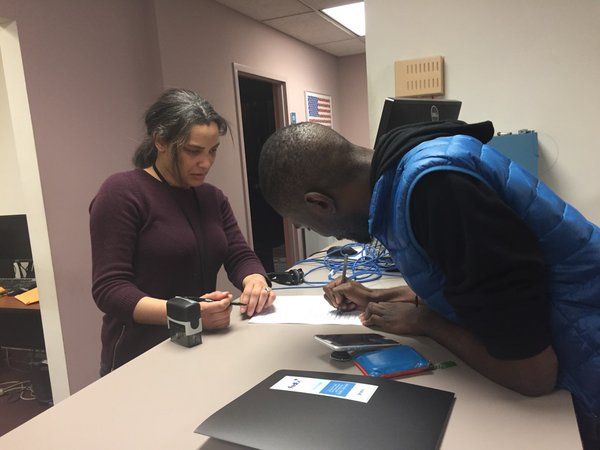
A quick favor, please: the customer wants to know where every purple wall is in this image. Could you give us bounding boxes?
[0,0,164,392]
[154,0,342,243]
[337,53,370,148]
[0,0,369,393]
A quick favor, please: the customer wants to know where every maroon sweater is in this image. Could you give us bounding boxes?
[90,169,266,372]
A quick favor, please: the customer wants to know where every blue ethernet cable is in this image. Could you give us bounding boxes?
[271,241,402,290]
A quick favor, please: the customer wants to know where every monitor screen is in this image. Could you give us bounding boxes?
[375,97,462,145]
[0,215,33,277]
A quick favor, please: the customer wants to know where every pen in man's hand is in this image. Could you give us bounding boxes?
[335,254,351,312]
[341,254,349,283]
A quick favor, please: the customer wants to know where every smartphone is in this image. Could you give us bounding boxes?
[314,333,400,352]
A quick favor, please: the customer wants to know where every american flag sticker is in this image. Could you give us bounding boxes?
[305,91,332,127]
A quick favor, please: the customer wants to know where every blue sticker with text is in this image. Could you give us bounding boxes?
[320,381,355,397]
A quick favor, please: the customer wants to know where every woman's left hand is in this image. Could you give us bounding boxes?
[240,274,276,316]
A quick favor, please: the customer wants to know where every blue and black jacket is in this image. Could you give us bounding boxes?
[369,123,600,415]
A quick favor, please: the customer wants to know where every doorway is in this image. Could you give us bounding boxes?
[238,76,284,272]
[233,65,303,272]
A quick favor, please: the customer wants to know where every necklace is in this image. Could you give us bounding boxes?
[152,163,169,185]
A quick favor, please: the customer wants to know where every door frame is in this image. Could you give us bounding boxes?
[232,63,304,266]
[0,18,70,401]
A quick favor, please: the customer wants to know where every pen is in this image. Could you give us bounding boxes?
[183,296,245,306]
[341,254,349,283]
[200,298,246,306]
[335,255,351,312]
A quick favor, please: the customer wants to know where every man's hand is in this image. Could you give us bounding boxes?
[200,291,233,329]
[240,274,276,317]
[323,280,418,312]
[360,301,430,335]
[323,278,374,311]
[361,299,558,397]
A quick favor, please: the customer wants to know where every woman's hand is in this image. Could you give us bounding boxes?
[240,274,276,316]
[200,291,233,329]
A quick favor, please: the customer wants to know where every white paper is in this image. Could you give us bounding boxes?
[248,295,361,325]
[270,375,378,403]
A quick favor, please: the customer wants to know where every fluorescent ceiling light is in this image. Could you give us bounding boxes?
[322,2,365,37]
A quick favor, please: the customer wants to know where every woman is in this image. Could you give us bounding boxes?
[90,88,275,375]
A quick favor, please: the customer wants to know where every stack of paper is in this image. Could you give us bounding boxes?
[15,288,39,305]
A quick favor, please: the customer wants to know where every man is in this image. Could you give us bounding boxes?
[258,121,600,448]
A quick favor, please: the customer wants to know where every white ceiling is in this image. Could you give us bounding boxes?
[214,0,365,57]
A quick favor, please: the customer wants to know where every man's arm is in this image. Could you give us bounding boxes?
[361,301,558,396]
[323,278,416,310]
[423,307,558,396]
[406,170,555,395]
[410,171,553,360]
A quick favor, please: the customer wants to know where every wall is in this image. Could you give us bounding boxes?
[0,0,164,394]
[337,53,370,148]
[0,0,371,396]
[153,0,344,276]
[365,0,600,223]
[0,48,23,215]
[305,52,369,254]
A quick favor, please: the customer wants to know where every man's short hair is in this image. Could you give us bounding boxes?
[259,123,353,213]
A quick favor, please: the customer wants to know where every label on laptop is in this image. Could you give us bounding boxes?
[270,375,378,403]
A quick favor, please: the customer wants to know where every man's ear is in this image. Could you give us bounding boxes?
[304,192,336,215]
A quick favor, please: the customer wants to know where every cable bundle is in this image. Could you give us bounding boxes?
[272,241,401,290]
[0,380,36,401]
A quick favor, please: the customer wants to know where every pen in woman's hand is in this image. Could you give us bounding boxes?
[184,296,245,306]
[201,298,245,306]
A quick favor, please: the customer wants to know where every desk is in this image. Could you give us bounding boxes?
[0,295,40,311]
[0,274,581,449]
[0,296,44,349]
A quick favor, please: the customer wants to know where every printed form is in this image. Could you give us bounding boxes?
[248,295,361,325]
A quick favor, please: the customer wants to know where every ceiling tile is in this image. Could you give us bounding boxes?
[214,0,311,21]
[315,38,365,56]
[301,0,358,10]
[264,12,352,45]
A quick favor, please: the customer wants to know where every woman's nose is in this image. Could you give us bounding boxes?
[197,154,212,168]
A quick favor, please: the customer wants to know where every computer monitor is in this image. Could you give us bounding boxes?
[0,214,33,277]
[375,97,462,145]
